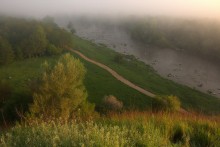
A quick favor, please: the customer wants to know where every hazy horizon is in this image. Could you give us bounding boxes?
[1,0,220,19]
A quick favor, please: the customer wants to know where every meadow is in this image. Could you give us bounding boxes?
[1,35,220,118]
[1,112,219,147]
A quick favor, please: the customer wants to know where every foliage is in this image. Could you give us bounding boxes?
[1,33,220,120]
[0,16,72,65]
[46,44,62,55]
[1,112,220,147]
[102,95,123,112]
[152,95,181,112]
[20,25,47,58]
[113,54,124,64]
[30,54,89,120]
[0,37,14,65]
[0,81,12,109]
[72,35,220,114]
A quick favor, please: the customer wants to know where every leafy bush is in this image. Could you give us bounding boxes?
[152,95,181,112]
[113,54,124,64]
[46,44,62,55]
[102,95,123,112]
[30,54,93,120]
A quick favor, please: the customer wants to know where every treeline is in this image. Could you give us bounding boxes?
[124,17,220,62]
[0,16,72,65]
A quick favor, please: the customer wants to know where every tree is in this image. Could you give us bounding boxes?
[30,53,88,120]
[46,44,62,55]
[0,37,14,65]
[22,25,47,57]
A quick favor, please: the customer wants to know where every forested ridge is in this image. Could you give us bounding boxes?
[0,16,72,65]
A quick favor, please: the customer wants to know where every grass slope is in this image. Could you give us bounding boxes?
[71,35,220,114]
[0,54,152,111]
[1,35,220,113]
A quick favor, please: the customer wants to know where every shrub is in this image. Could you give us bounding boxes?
[0,81,12,106]
[152,95,181,112]
[46,44,62,55]
[102,95,123,112]
[113,54,124,64]
[29,53,92,120]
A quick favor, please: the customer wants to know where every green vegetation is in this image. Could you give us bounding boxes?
[30,54,93,120]
[0,16,220,147]
[0,16,72,65]
[0,53,152,122]
[1,112,219,147]
[152,95,181,112]
[71,35,220,114]
[101,95,123,112]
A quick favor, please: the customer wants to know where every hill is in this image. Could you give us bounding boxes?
[71,35,220,114]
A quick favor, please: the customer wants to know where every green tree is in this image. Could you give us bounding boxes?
[0,36,14,65]
[46,44,62,55]
[47,28,72,48]
[22,25,47,57]
[30,53,88,120]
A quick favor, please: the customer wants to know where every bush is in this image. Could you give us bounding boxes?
[0,81,12,106]
[152,95,181,112]
[102,95,123,113]
[30,54,92,120]
[46,44,62,55]
[113,54,124,64]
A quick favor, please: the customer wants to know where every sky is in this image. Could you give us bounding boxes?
[0,0,220,19]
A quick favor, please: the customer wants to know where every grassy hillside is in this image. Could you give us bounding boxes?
[0,53,152,113]
[1,28,220,147]
[71,35,220,114]
[1,34,220,115]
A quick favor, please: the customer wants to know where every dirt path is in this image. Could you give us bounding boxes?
[70,49,156,98]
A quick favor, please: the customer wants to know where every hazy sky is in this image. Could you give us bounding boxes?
[0,0,220,19]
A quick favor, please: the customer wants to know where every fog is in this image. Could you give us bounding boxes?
[1,0,220,19]
[70,19,220,98]
[1,0,220,97]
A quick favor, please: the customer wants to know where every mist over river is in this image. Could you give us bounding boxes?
[68,20,220,98]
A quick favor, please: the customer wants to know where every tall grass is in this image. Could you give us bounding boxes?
[1,112,219,147]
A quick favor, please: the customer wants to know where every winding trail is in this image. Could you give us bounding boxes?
[69,48,155,98]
